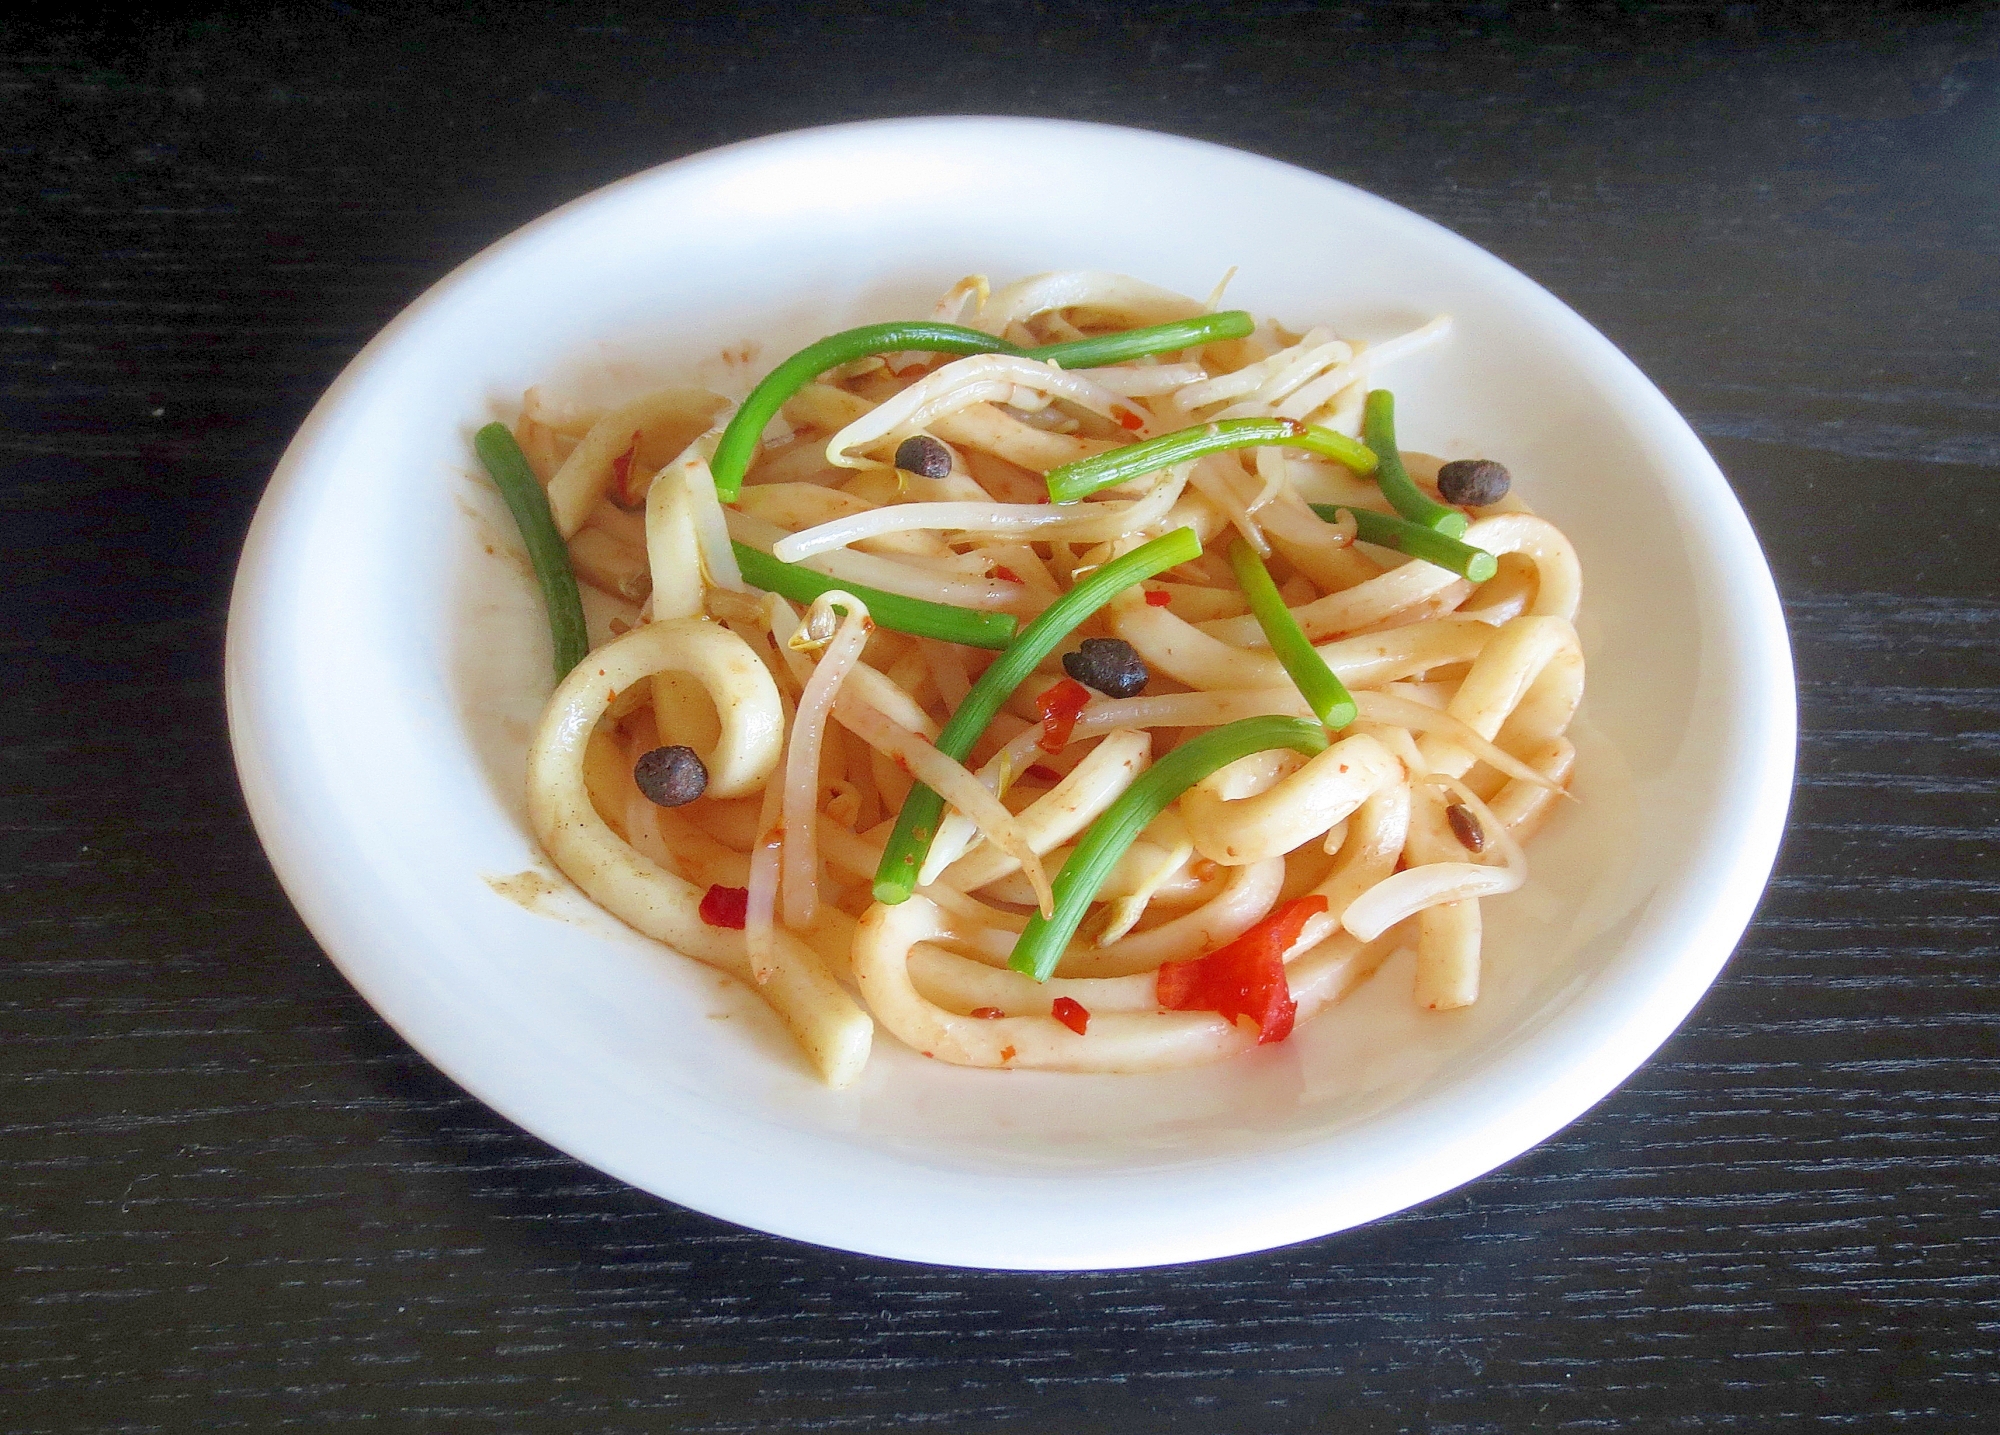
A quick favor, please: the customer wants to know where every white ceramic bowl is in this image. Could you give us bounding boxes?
[226,117,1794,1270]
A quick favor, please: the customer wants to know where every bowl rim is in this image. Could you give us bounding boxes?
[225,114,1797,1269]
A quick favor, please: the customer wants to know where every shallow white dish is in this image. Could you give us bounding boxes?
[226,116,1794,1270]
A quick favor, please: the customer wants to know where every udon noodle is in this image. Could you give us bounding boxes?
[496,272,1582,1088]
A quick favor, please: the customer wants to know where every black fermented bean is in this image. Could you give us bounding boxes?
[1445,801,1487,853]
[1062,637,1149,699]
[635,745,709,807]
[1436,458,1511,507]
[893,434,954,479]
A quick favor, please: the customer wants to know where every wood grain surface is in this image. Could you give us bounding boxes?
[3,4,1995,1430]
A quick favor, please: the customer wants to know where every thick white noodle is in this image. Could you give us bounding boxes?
[1179,732,1402,865]
[544,388,728,538]
[1082,362,1207,397]
[645,427,743,593]
[644,449,706,622]
[1197,512,1581,648]
[853,890,1387,1072]
[857,896,1250,1071]
[1061,858,1286,977]
[927,730,1153,889]
[744,750,786,983]
[524,621,870,1087]
[630,618,784,798]
[906,945,1159,1017]
[1414,615,1585,780]
[1108,596,1500,692]
[1288,780,1412,953]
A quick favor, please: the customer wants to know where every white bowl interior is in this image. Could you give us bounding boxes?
[227,118,1793,1269]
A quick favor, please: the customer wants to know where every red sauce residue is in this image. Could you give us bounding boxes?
[1144,589,1172,607]
[609,430,644,506]
[698,884,749,929]
[992,565,1024,584]
[1024,764,1063,783]
[1000,1045,1017,1062]
[1116,408,1145,431]
[1050,997,1090,1035]
[1155,894,1325,1044]
[1035,679,1091,753]
[969,1006,1005,1020]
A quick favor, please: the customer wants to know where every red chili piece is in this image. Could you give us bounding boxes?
[1155,894,1327,1044]
[992,565,1024,584]
[968,1006,1006,1020]
[609,429,645,507]
[1116,409,1145,431]
[698,884,749,929]
[1144,588,1172,607]
[1050,996,1090,1035]
[1035,678,1091,753]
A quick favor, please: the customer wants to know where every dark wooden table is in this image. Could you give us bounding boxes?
[6,4,1996,1430]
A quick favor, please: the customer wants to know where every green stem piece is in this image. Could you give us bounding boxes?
[731,543,1018,650]
[871,527,1204,905]
[712,322,1013,500]
[1226,538,1357,729]
[1361,390,1468,536]
[1029,310,1255,369]
[474,422,589,680]
[1007,716,1332,982]
[710,313,1258,500]
[1309,504,1499,582]
[1043,417,1377,504]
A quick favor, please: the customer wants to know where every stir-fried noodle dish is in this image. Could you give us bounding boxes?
[477,271,1584,1088]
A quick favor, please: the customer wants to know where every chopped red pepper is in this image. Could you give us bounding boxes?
[1035,678,1091,753]
[968,1006,1005,1020]
[1116,408,1145,431]
[1050,996,1090,1035]
[608,429,645,508]
[1155,894,1327,1044]
[698,884,749,929]
[991,565,1024,584]
[1144,588,1173,607]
